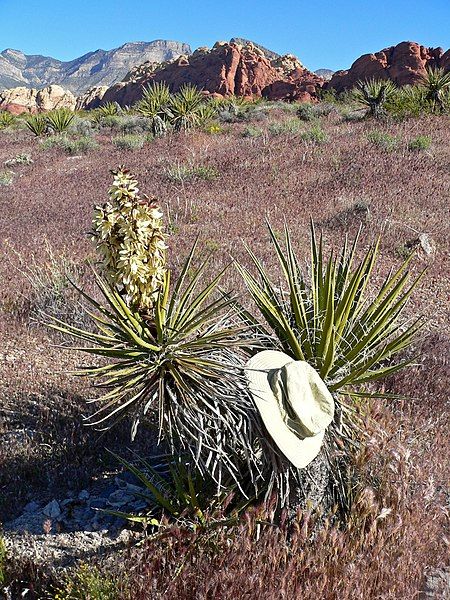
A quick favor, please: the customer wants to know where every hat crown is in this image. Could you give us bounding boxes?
[269,361,334,437]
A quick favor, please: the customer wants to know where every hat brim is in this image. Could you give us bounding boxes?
[245,350,325,469]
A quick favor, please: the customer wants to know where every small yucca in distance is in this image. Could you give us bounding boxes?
[420,66,450,112]
[353,78,397,118]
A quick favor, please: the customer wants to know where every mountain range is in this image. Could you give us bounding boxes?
[0,40,191,94]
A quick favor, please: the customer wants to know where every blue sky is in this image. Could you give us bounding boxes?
[2,0,449,71]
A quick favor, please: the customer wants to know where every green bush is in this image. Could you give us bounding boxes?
[0,170,14,185]
[112,133,145,150]
[366,130,399,151]
[407,135,432,152]
[269,118,302,135]
[4,153,33,167]
[97,114,123,129]
[54,563,119,600]
[300,124,328,144]
[296,103,315,121]
[165,161,219,183]
[0,111,15,129]
[40,134,98,154]
[242,125,264,138]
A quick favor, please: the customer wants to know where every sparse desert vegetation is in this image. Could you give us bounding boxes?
[0,88,449,600]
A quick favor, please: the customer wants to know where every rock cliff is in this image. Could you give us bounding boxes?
[328,41,450,91]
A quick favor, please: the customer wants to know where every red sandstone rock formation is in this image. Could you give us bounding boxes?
[328,41,450,92]
[99,41,324,107]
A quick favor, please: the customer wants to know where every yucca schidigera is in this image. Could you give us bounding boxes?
[92,167,167,312]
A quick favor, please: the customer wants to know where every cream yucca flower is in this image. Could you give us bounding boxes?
[92,166,167,311]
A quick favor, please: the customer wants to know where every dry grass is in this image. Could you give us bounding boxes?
[0,108,449,597]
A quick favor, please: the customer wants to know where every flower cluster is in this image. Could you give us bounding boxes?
[93,167,167,311]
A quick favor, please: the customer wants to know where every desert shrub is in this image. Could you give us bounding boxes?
[341,109,365,122]
[353,78,397,118]
[45,108,75,133]
[408,135,432,151]
[112,133,145,150]
[97,114,123,129]
[70,116,94,136]
[25,113,47,136]
[296,103,315,121]
[165,161,219,183]
[117,115,152,134]
[11,241,89,328]
[384,85,428,118]
[0,170,14,186]
[95,101,121,117]
[268,118,302,135]
[297,102,336,122]
[0,111,15,129]
[4,153,33,167]
[53,563,120,600]
[242,125,264,138]
[203,122,223,134]
[40,134,98,154]
[366,130,399,151]
[300,124,328,143]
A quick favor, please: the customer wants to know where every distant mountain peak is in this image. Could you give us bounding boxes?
[0,40,192,94]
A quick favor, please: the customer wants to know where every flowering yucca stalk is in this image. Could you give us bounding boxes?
[93,167,167,312]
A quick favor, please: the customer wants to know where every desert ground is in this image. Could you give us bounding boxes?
[0,103,449,598]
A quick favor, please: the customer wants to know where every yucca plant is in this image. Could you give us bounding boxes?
[353,78,397,118]
[107,451,247,529]
[26,113,47,136]
[237,222,424,397]
[0,111,15,129]
[46,108,75,133]
[169,84,205,131]
[419,66,450,113]
[48,250,262,491]
[236,222,425,512]
[96,101,121,117]
[47,168,263,493]
[137,81,172,135]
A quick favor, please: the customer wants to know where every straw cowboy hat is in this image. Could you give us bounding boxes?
[245,350,335,469]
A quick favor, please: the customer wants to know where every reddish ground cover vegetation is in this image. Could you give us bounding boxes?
[0,108,448,597]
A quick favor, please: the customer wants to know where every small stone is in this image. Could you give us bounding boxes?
[125,482,145,494]
[129,500,148,512]
[78,490,90,500]
[107,490,134,507]
[42,500,61,518]
[23,501,39,513]
[418,233,436,255]
[89,498,107,510]
[61,498,76,508]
